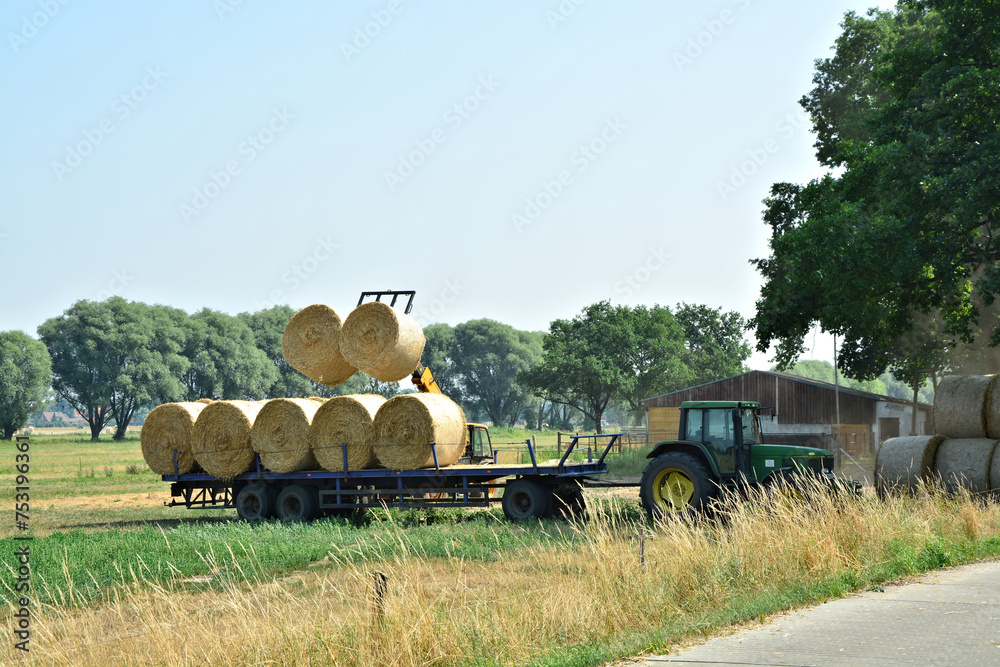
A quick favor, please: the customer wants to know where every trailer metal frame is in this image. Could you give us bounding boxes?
[164,433,622,515]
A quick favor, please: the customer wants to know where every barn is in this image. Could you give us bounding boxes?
[643,370,933,456]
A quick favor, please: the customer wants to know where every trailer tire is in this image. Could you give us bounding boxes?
[277,484,318,521]
[640,452,715,519]
[236,484,276,521]
[502,479,552,520]
[552,488,587,519]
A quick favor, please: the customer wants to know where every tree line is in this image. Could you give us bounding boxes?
[0,297,752,440]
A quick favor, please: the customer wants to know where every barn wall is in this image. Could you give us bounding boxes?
[643,371,879,425]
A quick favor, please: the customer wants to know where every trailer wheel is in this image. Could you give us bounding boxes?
[552,488,587,519]
[276,484,318,521]
[236,484,276,521]
[640,452,715,519]
[502,479,552,520]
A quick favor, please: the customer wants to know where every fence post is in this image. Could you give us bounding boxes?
[371,570,388,629]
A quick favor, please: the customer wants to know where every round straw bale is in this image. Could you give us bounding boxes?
[192,400,264,478]
[933,438,997,494]
[990,446,1000,492]
[195,398,214,404]
[251,398,322,473]
[933,375,993,438]
[281,305,357,386]
[141,402,208,475]
[874,435,945,494]
[983,376,1000,439]
[340,302,425,382]
[373,393,466,469]
[311,394,387,471]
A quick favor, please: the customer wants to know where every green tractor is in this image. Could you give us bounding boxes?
[639,401,838,517]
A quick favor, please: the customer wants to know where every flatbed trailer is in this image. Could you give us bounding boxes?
[163,433,622,521]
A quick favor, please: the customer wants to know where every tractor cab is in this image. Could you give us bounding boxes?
[466,423,493,462]
[678,401,762,478]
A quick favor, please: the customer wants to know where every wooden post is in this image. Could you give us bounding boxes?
[371,570,388,629]
[639,530,646,568]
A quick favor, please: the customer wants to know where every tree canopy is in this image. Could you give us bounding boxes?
[38,298,186,440]
[0,331,52,440]
[752,0,1000,386]
[179,308,277,401]
[450,319,543,427]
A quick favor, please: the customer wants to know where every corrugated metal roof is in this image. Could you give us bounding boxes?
[642,369,933,408]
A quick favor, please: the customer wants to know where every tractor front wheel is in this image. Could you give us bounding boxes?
[640,453,715,519]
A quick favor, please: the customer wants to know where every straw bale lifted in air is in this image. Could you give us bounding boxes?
[373,393,466,469]
[281,305,357,386]
[141,402,208,475]
[340,302,425,382]
[192,400,264,478]
[310,394,387,471]
[251,398,322,473]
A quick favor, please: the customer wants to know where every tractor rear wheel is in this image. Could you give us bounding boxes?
[640,452,715,519]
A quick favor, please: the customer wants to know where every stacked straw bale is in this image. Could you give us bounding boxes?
[310,394,386,471]
[373,393,466,469]
[874,435,945,493]
[877,375,1000,497]
[192,400,264,478]
[933,438,998,494]
[141,402,208,475]
[932,375,995,438]
[282,305,357,386]
[251,398,322,473]
[340,302,425,382]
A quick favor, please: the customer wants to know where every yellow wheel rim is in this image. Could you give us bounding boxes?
[652,468,694,513]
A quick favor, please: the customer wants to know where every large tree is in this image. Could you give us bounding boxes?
[674,303,752,386]
[616,305,690,425]
[752,0,1000,387]
[420,323,463,400]
[0,331,52,440]
[238,306,314,398]
[449,319,543,427]
[38,298,186,440]
[179,308,278,401]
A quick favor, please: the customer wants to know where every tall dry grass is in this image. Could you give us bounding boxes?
[8,482,1000,667]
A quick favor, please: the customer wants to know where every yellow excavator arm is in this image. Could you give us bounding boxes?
[411,365,442,394]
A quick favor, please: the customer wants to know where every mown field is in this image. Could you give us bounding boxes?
[2,431,998,666]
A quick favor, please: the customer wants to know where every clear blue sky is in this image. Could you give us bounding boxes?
[1,0,892,369]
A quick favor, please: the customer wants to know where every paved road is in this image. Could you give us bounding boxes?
[632,560,1000,666]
